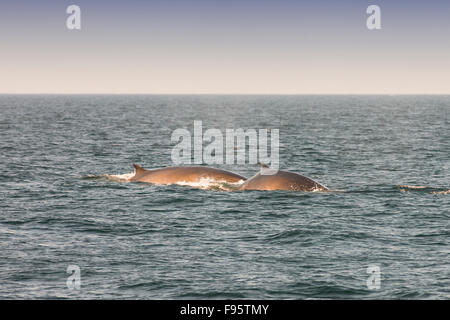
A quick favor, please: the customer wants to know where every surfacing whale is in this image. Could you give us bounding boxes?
[238,163,328,192]
[129,164,246,185]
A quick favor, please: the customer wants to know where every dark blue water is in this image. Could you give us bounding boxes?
[0,95,449,299]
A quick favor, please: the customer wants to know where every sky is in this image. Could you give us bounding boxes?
[0,0,449,94]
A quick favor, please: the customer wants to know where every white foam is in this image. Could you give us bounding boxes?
[175,178,245,191]
[398,185,426,189]
[104,172,135,182]
[432,190,450,195]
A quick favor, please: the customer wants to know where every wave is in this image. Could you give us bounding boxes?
[398,185,427,190]
[398,185,449,194]
[432,189,450,195]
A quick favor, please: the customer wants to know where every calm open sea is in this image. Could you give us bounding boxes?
[0,95,448,299]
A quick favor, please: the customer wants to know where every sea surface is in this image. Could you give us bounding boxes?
[0,95,449,299]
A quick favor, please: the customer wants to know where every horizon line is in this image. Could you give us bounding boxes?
[1,93,450,96]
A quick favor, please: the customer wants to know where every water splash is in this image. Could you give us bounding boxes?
[173,178,244,191]
[104,172,135,182]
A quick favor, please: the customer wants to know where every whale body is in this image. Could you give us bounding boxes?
[129,164,246,185]
[238,164,328,192]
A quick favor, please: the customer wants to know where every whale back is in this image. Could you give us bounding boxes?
[130,164,246,185]
[239,170,327,192]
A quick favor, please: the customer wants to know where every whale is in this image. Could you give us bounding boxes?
[129,164,246,185]
[238,163,328,192]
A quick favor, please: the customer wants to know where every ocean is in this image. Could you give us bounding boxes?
[0,94,448,299]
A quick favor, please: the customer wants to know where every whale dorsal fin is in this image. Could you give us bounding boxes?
[259,161,278,175]
[133,163,146,175]
[259,162,269,169]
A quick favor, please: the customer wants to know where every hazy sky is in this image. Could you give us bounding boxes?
[1,0,449,94]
